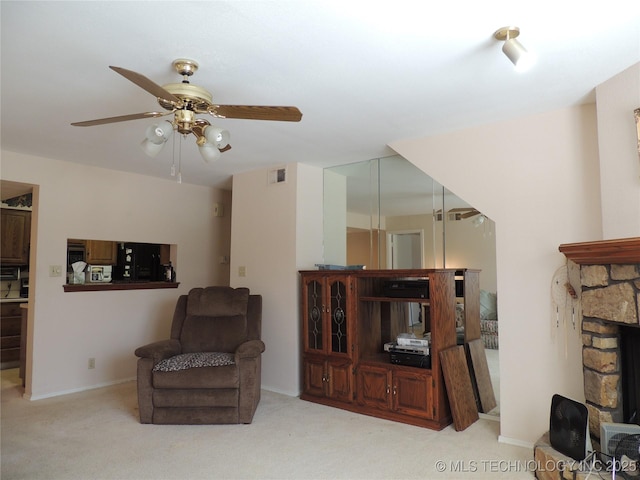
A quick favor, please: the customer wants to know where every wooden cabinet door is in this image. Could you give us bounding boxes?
[301,273,354,404]
[1,209,31,264]
[85,240,116,264]
[303,357,327,397]
[392,369,433,419]
[303,357,353,402]
[357,364,391,411]
[326,359,353,402]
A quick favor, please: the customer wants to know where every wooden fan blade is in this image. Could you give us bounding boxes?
[220,144,232,153]
[209,105,302,122]
[109,66,182,107]
[460,209,481,219]
[71,111,170,127]
[448,207,474,213]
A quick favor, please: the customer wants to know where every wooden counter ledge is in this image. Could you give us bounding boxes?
[63,282,179,292]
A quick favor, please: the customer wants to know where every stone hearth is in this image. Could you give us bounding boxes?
[534,238,640,480]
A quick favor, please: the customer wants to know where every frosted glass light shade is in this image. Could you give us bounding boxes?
[145,120,174,144]
[199,142,221,163]
[203,125,230,149]
[140,138,166,157]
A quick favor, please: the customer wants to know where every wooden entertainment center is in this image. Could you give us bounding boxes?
[300,268,480,430]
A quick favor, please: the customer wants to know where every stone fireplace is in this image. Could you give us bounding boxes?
[559,237,640,439]
[534,237,640,480]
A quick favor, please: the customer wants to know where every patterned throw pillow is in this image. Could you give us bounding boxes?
[152,352,235,372]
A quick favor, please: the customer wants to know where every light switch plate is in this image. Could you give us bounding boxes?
[49,265,63,277]
[213,202,224,217]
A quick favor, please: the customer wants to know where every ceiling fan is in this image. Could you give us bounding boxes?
[448,207,482,219]
[71,58,303,164]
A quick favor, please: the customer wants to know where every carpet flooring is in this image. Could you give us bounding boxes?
[1,367,532,479]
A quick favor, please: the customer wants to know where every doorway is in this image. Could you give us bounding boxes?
[387,230,423,328]
[387,230,423,269]
[1,180,37,394]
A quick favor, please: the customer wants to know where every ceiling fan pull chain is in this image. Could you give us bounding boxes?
[177,135,184,184]
[170,128,177,177]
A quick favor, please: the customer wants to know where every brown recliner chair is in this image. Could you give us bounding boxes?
[134,286,264,424]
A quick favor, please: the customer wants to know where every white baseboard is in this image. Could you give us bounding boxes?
[479,412,500,422]
[25,377,135,401]
[498,434,534,449]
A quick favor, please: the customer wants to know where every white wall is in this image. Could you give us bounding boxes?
[595,62,640,238]
[391,104,602,445]
[323,169,347,265]
[1,151,231,399]
[230,163,323,396]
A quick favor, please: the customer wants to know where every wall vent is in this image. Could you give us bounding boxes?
[268,167,287,185]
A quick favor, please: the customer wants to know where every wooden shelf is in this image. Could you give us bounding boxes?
[360,296,430,304]
[63,282,179,292]
[559,237,640,265]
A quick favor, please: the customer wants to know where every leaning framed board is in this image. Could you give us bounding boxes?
[467,338,497,414]
[439,345,479,431]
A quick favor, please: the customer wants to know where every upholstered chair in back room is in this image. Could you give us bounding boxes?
[135,286,264,424]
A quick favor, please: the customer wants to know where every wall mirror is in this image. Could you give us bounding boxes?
[323,155,497,292]
[323,154,500,417]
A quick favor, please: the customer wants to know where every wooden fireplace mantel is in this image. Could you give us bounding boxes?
[559,237,640,265]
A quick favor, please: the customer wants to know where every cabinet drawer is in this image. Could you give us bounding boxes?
[1,316,21,336]
[1,347,20,362]
[1,303,23,317]
[1,335,20,349]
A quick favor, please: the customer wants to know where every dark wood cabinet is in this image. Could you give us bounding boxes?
[301,274,355,404]
[1,302,23,365]
[1,209,31,265]
[303,356,353,402]
[300,269,480,430]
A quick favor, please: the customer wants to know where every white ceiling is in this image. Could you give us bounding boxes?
[2,1,639,191]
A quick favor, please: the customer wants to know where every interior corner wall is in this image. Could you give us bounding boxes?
[1,151,230,399]
[595,62,640,239]
[230,163,323,396]
[390,104,602,445]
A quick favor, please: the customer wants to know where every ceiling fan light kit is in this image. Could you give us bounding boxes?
[198,142,222,163]
[203,125,230,149]
[146,121,174,144]
[493,26,536,72]
[140,138,166,158]
[72,58,302,179]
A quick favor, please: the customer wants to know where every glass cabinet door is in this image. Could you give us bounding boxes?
[329,278,349,355]
[305,279,324,352]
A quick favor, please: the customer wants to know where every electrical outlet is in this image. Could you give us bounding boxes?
[88,358,95,369]
[49,265,63,277]
[238,266,246,277]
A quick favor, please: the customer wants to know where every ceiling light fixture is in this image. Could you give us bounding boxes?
[140,118,230,166]
[73,58,302,181]
[472,214,486,227]
[493,26,535,72]
[140,120,174,157]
